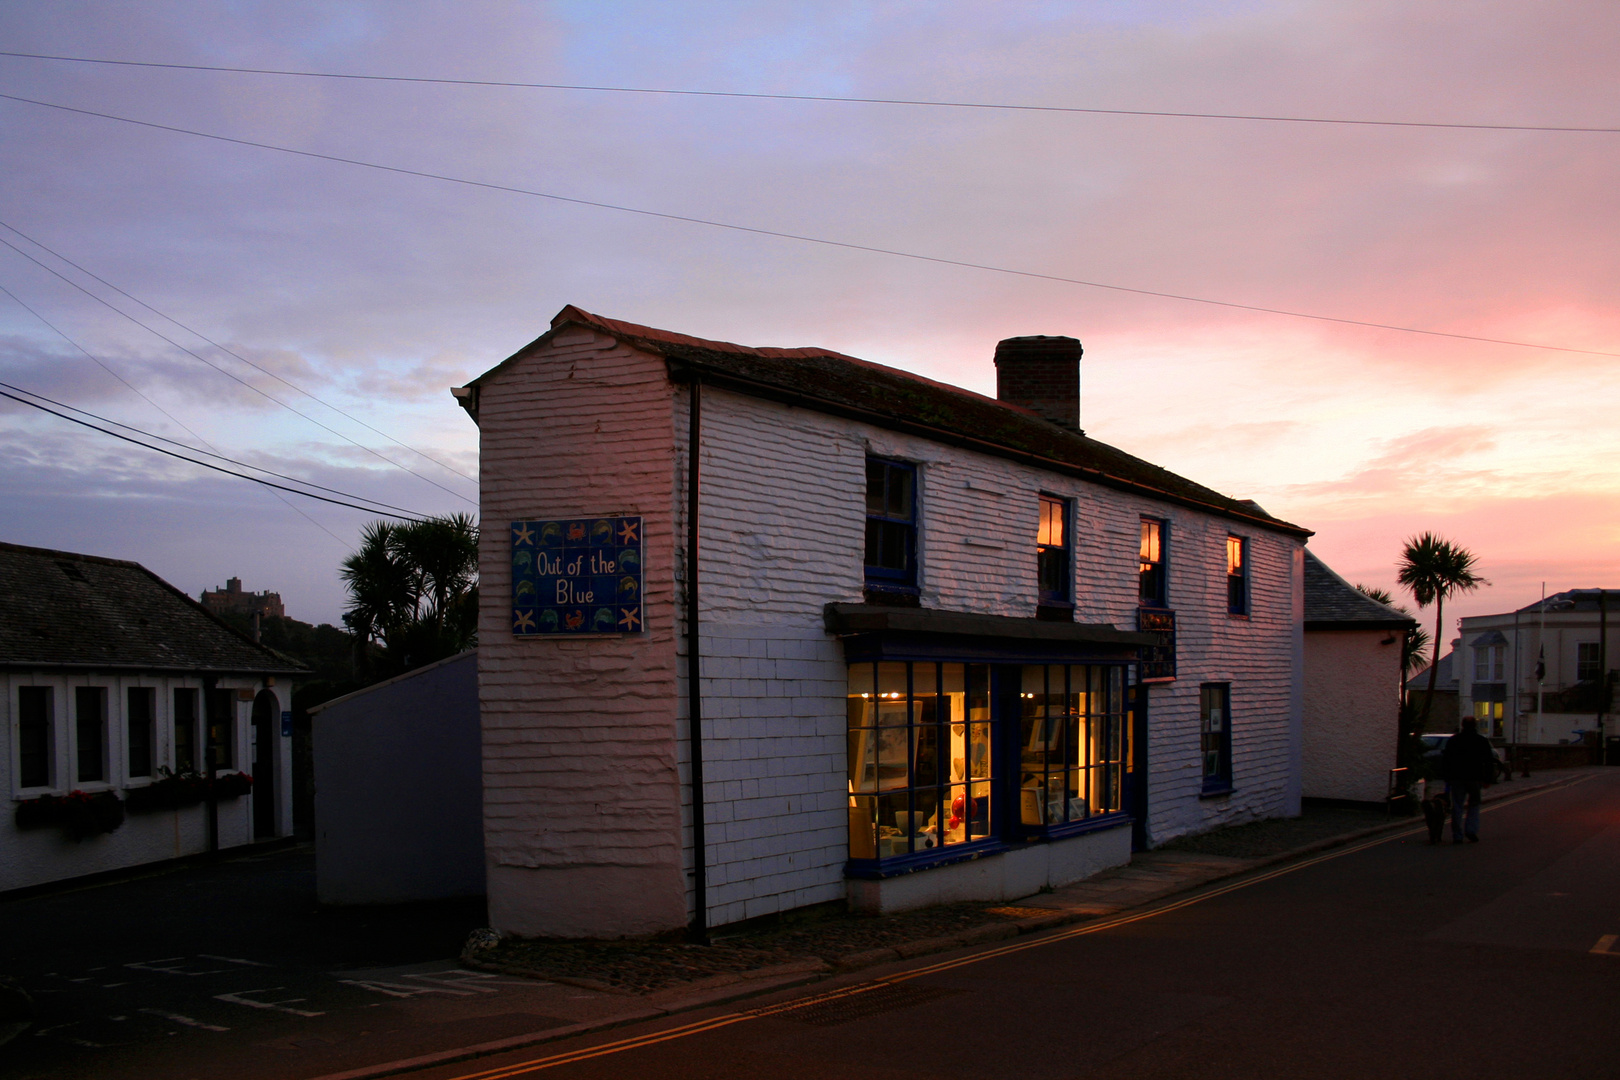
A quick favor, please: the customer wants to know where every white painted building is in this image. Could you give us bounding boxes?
[1457,590,1619,747]
[455,307,1310,939]
[1301,550,1414,803]
[1,542,301,893]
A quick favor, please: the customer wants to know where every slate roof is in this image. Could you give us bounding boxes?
[1303,550,1417,630]
[1510,588,1620,615]
[467,306,1310,539]
[0,542,306,674]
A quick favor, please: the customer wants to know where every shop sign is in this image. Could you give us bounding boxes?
[511,516,643,635]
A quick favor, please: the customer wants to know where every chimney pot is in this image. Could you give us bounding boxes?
[994,335,1082,432]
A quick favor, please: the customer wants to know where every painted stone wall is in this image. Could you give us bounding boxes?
[475,328,685,938]
[2,671,281,892]
[1302,630,1402,803]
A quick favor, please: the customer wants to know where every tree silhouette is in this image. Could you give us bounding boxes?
[341,514,479,677]
[1397,533,1486,729]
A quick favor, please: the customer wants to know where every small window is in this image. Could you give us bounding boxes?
[18,686,54,789]
[173,688,199,773]
[1577,642,1602,683]
[1200,683,1232,794]
[75,686,108,784]
[864,457,917,592]
[1037,495,1072,609]
[1226,536,1248,615]
[207,689,236,771]
[127,687,155,779]
[1139,518,1167,607]
[1474,645,1505,682]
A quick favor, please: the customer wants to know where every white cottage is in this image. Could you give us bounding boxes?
[455,307,1310,939]
[2,542,301,893]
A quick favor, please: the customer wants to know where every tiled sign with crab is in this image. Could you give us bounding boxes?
[510,516,643,635]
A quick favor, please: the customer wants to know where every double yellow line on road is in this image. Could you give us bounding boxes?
[438,776,1589,1080]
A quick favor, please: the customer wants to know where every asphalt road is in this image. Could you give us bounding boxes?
[399,770,1620,1080]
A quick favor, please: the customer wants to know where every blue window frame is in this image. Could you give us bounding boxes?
[1226,535,1248,616]
[1200,683,1232,794]
[1018,664,1127,833]
[1139,518,1167,607]
[865,457,917,593]
[1037,495,1072,611]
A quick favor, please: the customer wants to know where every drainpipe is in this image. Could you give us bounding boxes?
[1597,591,1609,746]
[685,379,709,945]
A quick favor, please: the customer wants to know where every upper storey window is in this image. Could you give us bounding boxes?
[1037,495,1071,611]
[1139,518,1167,607]
[865,457,917,594]
[1226,536,1248,616]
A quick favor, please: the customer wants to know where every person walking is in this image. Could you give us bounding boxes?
[1441,718,1496,844]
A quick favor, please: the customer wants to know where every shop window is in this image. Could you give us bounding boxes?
[75,686,107,784]
[1037,495,1072,613]
[848,662,993,860]
[173,688,199,773]
[1019,664,1126,829]
[864,458,917,595]
[18,686,54,789]
[1139,518,1167,607]
[1577,642,1601,682]
[127,687,155,779]
[1200,683,1232,794]
[1226,536,1248,616]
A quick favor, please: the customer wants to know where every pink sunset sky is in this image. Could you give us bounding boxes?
[1,2,1616,642]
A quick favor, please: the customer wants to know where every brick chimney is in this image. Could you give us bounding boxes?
[994,335,1082,432]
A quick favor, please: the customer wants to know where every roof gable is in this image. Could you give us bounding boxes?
[0,542,306,674]
[468,307,1310,538]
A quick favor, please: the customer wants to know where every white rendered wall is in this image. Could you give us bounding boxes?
[2,671,282,893]
[1302,630,1402,803]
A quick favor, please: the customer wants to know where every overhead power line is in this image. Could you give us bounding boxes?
[0,229,478,504]
[0,387,430,520]
[0,276,353,545]
[0,379,431,519]
[1,50,1616,135]
[0,217,478,487]
[2,89,1616,360]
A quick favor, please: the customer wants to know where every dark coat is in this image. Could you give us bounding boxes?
[1442,728,1496,786]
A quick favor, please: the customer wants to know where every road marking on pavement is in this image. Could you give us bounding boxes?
[431,774,1591,1080]
[138,1008,230,1031]
[339,979,479,998]
[214,988,325,1018]
[127,958,233,976]
[1591,934,1619,956]
[199,954,271,966]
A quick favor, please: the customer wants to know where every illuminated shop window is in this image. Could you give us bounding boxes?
[1019,665,1126,827]
[847,662,993,860]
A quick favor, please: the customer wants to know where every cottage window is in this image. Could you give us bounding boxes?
[75,685,108,784]
[1200,683,1232,794]
[173,688,199,773]
[1226,536,1248,616]
[1139,518,1167,607]
[1019,664,1126,828]
[18,686,54,789]
[848,662,993,860]
[1037,495,1072,613]
[207,689,236,771]
[127,687,155,779]
[1577,642,1602,682]
[864,458,917,594]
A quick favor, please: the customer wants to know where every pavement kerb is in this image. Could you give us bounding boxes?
[305,769,1593,1080]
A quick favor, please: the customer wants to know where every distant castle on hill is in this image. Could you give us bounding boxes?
[200,577,285,621]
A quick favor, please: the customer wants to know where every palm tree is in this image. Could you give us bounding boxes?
[1397,533,1486,728]
[341,514,479,677]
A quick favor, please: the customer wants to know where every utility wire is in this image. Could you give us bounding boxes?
[2,89,1616,360]
[0,217,478,487]
[0,388,428,520]
[0,275,352,544]
[0,229,478,504]
[0,379,431,518]
[1,50,1616,135]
